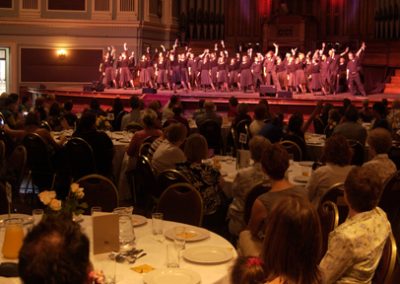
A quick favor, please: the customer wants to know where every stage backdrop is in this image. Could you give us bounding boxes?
[20,48,102,83]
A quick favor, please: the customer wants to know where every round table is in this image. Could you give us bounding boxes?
[0,215,236,284]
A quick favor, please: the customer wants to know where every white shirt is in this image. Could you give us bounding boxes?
[151,140,186,174]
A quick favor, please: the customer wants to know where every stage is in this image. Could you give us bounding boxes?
[25,86,400,115]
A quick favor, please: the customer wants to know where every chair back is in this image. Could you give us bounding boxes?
[40,120,52,132]
[64,137,96,180]
[113,110,127,131]
[372,233,397,284]
[125,122,143,133]
[379,171,400,252]
[76,174,119,214]
[22,133,55,189]
[156,183,203,226]
[244,182,271,225]
[157,169,190,196]
[143,135,160,144]
[135,155,159,197]
[313,117,325,134]
[6,145,27,193]
[235,119,251,149]
[198,119,222,154]
[320,182,348,224]
[347,139,364,166]
[139,142,152,157]
[279,140,303,161]
[318,200,339,256]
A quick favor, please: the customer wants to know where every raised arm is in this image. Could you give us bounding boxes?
[273,43,279,56]
[302,101,323,133]
[319,42,326,56]
[355,42,366,58]
[340,47,349,57]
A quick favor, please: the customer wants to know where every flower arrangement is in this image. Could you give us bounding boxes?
[38,183,88,217]
[96,115,112,130]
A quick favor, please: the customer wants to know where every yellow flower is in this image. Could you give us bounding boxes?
[38,191,56,205]
[49,199,62,211]
[76,190,85,199]
[70,183,82,193]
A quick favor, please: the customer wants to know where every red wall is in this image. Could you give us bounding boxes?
[21,48,103,83]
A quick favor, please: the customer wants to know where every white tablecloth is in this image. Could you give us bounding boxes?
[0,216,236,284]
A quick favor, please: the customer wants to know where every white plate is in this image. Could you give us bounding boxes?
[144,268,201,284]
[299,161,314,167]
[132,214,147,227]
[164,226,210,242]
[0,214,33,227]
[183,246,233,264]
[293,175,309,183]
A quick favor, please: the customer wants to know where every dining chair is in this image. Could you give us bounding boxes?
[279,140,303,161]
[372,232,397,284]
[198,119,223,155]
[320,182,347,224]
[40,120,52,132]
[156,183,203,226]
[347,139,364,166]
[6,145,27,196]
[243,182,271,225]
[22,133,56,192]
[113,110,127,131]
[157,169,190,196]
[138,142,152,157]
[318,200,339,256]
[64,137,96,181]
[76,174,119,214]
[313,117,325,134]
[133,155,159,211]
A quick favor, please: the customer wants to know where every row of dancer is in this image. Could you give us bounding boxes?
[99,40,367,96]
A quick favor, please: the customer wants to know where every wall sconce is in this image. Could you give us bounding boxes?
[56,48,67,59]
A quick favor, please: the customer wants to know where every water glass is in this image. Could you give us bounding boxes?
[2,218,24,259]
[173,226,186,251]
[166,244,180,268]
[91,206,102,215]
[151,213,164,235]
[118,215,135,252]
[32,209,44,225]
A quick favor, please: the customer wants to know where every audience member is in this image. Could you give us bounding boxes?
[61,100,77,129]
[121,95,142,130]
[238,144,307,256]
[228,136,271,236]
[171,103,190,132]
[283,112,308,158]
[176,134,224,229]
[192,99,206,119]
[88,98,106,117]
[325,108,341,137]
[372,101,391,132]
[0,93,21,129]
[162,95,180,122]
[228,96,239,118]
[320,167,391,283]
[249,104,267,136]
[230,256,265,284]
[109,97,125,130]
[359,99,374,123]
[262,197,322,284]
[387,99,400,132]
[333,105,367,145]
[127,109,162,159]
[73,111,113,176]
[19,215,92,284]
[195,101,222,127]
[47,102,63,131]
[151,123,187,174]
[232,103,252,129]
[307,135,354,207]
[34,96,48,122]
[362,128,396,186]
[259,113,284,143]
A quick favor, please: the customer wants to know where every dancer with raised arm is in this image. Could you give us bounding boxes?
[263,43,281,91]
[328,46,349,94]
[347,42,367,96]
[119,43,135,89]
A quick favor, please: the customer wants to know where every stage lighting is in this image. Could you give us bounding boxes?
[56,48,67,59]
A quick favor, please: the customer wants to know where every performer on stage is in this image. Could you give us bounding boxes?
[155,53,169,90]
[251,55,263,91]
[169,53,181,93]
[119,43,135,89]
[286,54,297,93]
[310,57,322,94]
[328,46,349,94]
[199,50,215,91]
[347,42,367,96]
[145,46,155,88]
[295,53,307,94]
[263,43,281,91]
[239,55,253,92]
[336,57,348,93]
[275,56,287,91]
[101,46,118,88]
[179,52,191,91]
[128,51,136,83]
[138,54,150,88]
[188,52,198,89]
[217,55,229,92]
[320,54,330,95]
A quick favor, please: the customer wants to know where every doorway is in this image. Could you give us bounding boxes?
[0,48,9,94]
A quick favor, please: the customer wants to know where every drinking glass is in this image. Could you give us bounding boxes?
[2,218,24,259]
[166,244,180,268]
[118,215,135,252]
[32,209,44,226]
[151,212,164,241]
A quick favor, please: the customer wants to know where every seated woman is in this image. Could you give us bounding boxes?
[126,109,162,161]
[262,196,322,284]
[176,133,225,232]
[238,143,307,256]
[151,123,187,174]
[282,112,308,159]
[307,134,354,207]
[227,136,271,236]
[73,111,113,177]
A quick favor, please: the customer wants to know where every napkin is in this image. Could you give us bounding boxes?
[131,264,155,273]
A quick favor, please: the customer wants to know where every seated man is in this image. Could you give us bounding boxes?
[19,215,92,284]
[362,128,396,186]
[195,101,222,128]
[320,167,391,284]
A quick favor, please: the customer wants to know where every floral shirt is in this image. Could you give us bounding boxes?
[320,207,391,284]
[176,162,222,215]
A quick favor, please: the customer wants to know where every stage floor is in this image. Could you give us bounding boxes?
[31,86,400,114]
